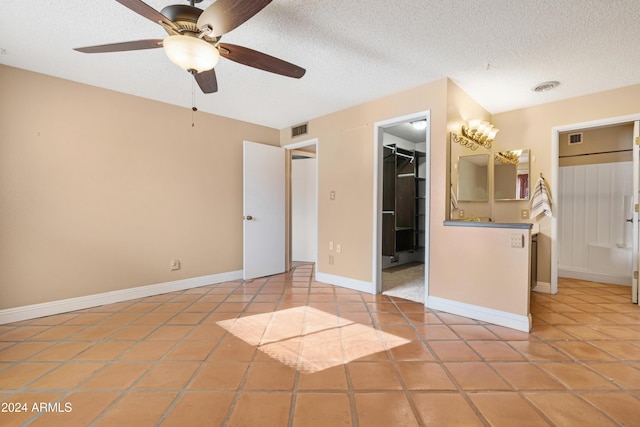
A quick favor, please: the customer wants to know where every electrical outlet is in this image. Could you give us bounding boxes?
[330,190,336,200]
[336,244,342,254]
[459,209,464,218]
[510,234,524,248]
[521,209,529,219]
[170,259,181,271]
[329,255,334,265]
[329,241,334,251]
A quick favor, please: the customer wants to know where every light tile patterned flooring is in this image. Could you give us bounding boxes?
[1,265,640,426]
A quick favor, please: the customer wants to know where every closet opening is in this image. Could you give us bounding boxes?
[374,112,430,303]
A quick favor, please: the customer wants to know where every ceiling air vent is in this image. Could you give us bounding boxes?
[291,122,308,138]
[568,132,583,145]
[532,80,560,92]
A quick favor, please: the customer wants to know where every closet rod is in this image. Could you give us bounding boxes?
[395,151,414,161]
[559,148,632,159]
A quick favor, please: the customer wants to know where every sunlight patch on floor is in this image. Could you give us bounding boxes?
[217,306,410,373]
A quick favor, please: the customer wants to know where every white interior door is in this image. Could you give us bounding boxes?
[633,122,639,303]
[243,141,285,280]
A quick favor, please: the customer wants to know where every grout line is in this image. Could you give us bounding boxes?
[219,272,291,427]
[3,275,640,426]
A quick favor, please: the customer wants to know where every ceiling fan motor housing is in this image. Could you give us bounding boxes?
[73,0,305,95]
[161,5,203,35]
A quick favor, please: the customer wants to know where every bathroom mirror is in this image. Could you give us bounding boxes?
[494,149,530,200]
[457,154,489,201]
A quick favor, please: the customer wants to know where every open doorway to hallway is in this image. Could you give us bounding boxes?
[286,138,318,269]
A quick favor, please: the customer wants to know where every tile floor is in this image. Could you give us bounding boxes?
[1,265,640,426]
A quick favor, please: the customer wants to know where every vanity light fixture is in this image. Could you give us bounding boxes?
[495,150,521,165]
[410,119,428,130]
[451,119,499,150]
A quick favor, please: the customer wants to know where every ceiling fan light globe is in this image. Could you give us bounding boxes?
[163,35,219,73]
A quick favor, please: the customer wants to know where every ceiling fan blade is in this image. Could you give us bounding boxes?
[114,0,174,28]
[74,39,163,54]
[197,0,272,37]
[218,43,305,79]
[194,69,218,94]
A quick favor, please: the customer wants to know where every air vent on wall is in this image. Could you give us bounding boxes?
[291,122,308,138]
[568,132,583,145]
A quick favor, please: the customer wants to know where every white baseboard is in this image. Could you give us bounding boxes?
[558,268,631,286]
[532,281,551,293]
[427,296,532,332]
[316,273,531,332]
[0,270,243,325]
[315,272,373,294]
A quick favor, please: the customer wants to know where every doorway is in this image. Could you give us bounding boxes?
[557,124,634,286]
[284,138,318,271]
[373,111,430,303]
[551,115,640,302]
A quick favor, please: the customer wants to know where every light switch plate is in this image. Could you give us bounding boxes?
[510,234,524,248]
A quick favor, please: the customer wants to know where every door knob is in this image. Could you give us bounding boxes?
[244,215,253,221]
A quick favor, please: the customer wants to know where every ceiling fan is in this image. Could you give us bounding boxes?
[74,0,306,93]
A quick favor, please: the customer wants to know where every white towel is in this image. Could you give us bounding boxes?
[450,186,459,210]
[529,176,552,218]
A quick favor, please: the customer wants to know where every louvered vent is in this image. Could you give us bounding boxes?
[291,123,308,138]
[568,132,583,145]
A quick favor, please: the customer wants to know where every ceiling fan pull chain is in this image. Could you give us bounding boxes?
[191,77,197,127]
[73,0,305,95]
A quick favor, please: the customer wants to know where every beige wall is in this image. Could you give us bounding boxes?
[282,78,449,282]
[280,78,640,319]
[559,123,633,166]
[0,65,279,310]
[281,79,531,318]
[433,81,530,314]
[493,84,640,284]
[447,85,493,221]
[431,225,531,316]
[5,61,639,322]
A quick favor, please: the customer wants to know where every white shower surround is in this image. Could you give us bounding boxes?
[558,161,633,285]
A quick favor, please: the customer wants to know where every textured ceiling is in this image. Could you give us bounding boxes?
[1,1,639,129]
